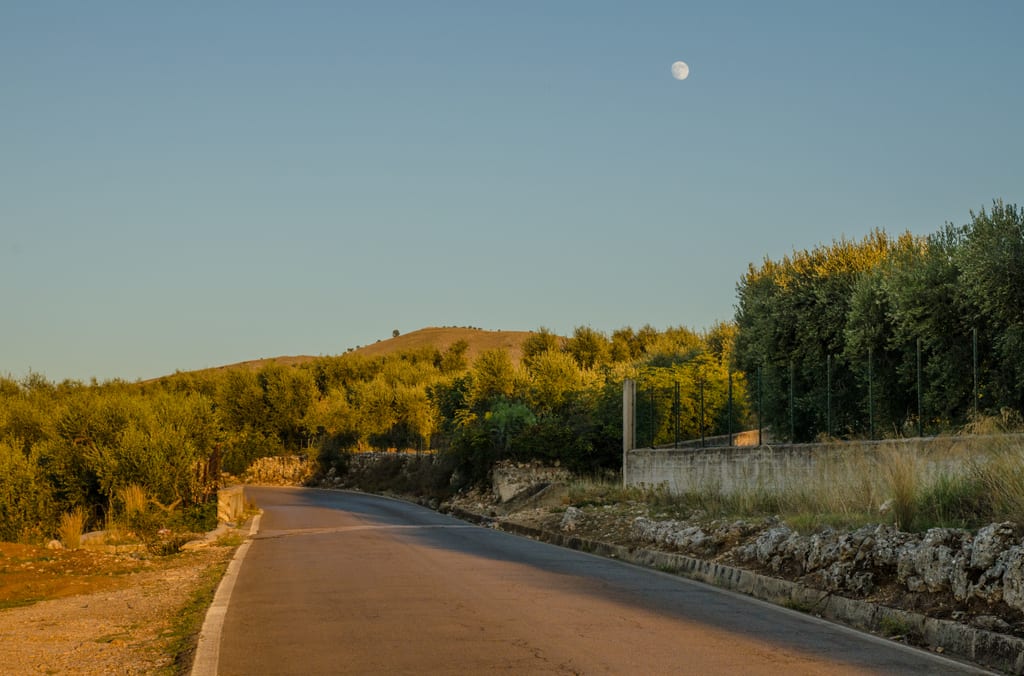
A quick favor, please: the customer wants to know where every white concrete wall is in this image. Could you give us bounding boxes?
[625,439,973,496]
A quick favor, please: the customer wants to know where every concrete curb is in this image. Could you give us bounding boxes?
[190,511,263,676]
[447,506,1024,675]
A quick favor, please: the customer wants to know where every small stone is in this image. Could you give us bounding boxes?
[46,540,63,550]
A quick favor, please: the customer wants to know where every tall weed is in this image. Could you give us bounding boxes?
[58,506,87,549]
[882,445,920,530]
[117,483,149,523]
[971,442,1024,524]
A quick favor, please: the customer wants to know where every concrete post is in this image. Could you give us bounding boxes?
[623,378,636,488]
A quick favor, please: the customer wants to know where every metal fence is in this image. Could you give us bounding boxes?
[636,328,1019,446]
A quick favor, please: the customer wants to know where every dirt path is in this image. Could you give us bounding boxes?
[0,542,235,675]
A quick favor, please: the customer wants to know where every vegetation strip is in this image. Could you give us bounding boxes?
[189,513,261,676]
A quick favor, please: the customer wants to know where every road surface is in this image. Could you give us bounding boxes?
[212,487,988,675]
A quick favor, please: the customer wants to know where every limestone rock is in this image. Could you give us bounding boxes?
[897,528,969,593]
[1000,546,1024,612]
[560,506,584,533]
[971,522,1019,570]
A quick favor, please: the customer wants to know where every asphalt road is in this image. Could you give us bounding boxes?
[213,487,989,675]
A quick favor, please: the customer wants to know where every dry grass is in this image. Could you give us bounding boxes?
[118,483,149,521]
[607,430,1024,532]
[57,506,87,549]
[882,444,920,530]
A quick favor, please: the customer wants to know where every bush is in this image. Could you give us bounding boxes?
[0,441,55,542]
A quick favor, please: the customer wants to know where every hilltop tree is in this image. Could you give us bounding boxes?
[521,328,561,369]
[566,326,610,370]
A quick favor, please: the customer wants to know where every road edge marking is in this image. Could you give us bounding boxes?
[190,511,262,676]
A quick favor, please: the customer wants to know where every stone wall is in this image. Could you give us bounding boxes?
[241,455,315,486]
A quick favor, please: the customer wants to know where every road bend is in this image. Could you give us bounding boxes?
[214,486,989,675]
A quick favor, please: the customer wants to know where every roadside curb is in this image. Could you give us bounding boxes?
[447,506,1024,675]
[189,511,263,676]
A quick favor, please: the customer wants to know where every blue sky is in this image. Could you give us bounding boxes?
[3,1,1023,382]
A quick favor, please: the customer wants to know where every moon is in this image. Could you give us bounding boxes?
[671,61,690,80]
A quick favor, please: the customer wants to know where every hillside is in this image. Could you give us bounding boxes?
[351,327,535,364]
[175,327,538,378]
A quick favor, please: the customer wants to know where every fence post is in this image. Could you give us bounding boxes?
[973,327,979,418]
[622,379,635,488]
[650,387,656,448]
[789,360,795,443]
[826,354,832,439]
[868,347,874,440]
[673,381,680,448]
[699,376,706,448]
[757,365,763,446]
[727,370,733,447]
[917,338,923,437]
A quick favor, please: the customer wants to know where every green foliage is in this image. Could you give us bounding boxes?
[0,440,55,542]
[468,349,519,412]
[958,201,1024,411]
[735,203,1024,440]
[566,326,610,370]
[521,328,562,369]
[915,472,987,530]
[0,320,758,540]
[437,339,470,374]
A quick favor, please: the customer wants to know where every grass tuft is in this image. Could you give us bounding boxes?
[57,506,87,549]
[118,483,149,522]
[882,445,919,530]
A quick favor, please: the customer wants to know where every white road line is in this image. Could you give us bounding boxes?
[190,512,262,676]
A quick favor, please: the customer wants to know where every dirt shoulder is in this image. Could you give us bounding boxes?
[0,539,238,675]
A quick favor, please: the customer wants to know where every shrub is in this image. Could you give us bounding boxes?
[0,441,55,542]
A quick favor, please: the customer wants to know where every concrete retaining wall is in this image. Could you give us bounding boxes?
[217,485,246,525]
[625,439,970,495]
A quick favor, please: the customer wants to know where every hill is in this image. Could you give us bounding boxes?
[351,327,535,363]
[169,327,538,379]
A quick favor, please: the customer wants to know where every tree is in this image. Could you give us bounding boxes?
[958,200,1024,411]
[438,339,470,374]
[734,231,899,440]
[521,328,562,369]
[467,350,519,413]
[566,326,610,370]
